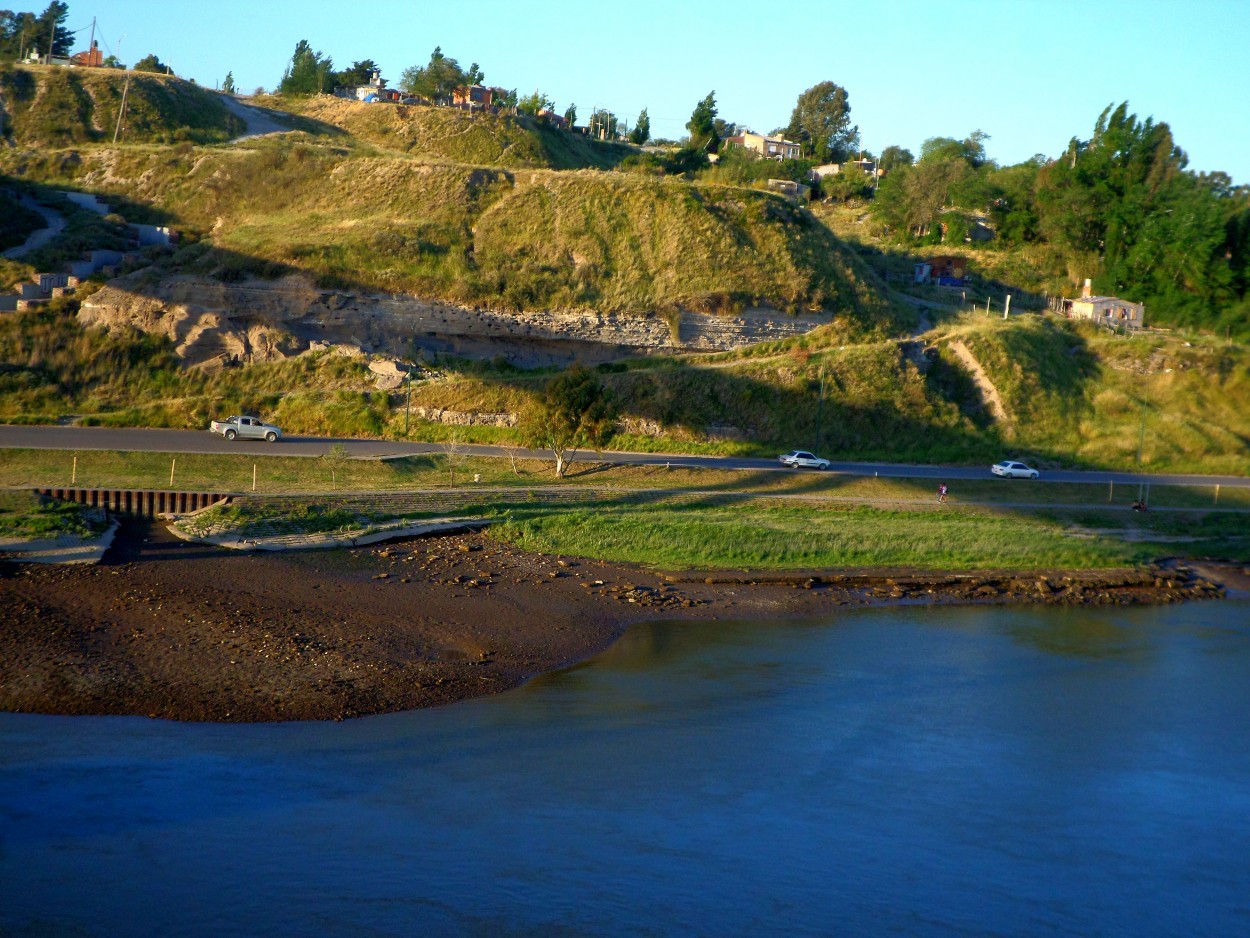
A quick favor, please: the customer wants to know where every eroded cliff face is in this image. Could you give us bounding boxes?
[78,273,831,369]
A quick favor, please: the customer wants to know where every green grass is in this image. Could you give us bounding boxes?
[488,501,1153,571]
[0,65,242,147]
[0,489,107,538]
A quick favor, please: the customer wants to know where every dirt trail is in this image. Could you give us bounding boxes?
[947,339,1010,425]
[218,94,295,140]
[1,192,66,260]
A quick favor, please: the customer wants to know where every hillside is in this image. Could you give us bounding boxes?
[1,140,900,330]
[268,95,636,170]
[0,64,243,146]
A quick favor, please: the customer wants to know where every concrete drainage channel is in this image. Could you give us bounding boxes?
[35,487,229,519]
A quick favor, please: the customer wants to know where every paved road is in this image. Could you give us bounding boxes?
[3,425,1248,489]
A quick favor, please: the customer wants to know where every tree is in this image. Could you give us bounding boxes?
[277,40,334,95]
[399,46,469,102]
[2,3,71,60]
[133,53,170,74]
[221,71,236,94]
[333,59,379,88]
[687,91,719,152]
[878,145,914,175]
[518,89,554,116]
[101,53,124,69]
[563,102,577,128]
[525,366,616,478]
[495,87,518,112]
[785,81,859,163]
[821,166,872,202]
[629,107,651,145]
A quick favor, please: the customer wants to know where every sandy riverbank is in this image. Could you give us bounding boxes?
[0,519,1231,723]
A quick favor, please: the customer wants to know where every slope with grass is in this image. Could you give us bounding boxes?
[0,64,243,147]
[269,95,635,169]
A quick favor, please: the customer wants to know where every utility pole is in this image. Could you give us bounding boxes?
[88,16,95,61]
[113,71,131,143]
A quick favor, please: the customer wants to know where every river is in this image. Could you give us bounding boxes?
[2,600,1248,937]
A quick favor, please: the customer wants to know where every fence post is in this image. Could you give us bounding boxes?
[1108,480,1113,502]
[1214,484,1219,506]
[72,455,77,485]
[253,464,258,492]
[170,457,176,488]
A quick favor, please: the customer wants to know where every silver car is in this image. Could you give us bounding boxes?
[779,450,831,470]
[991,460,1039,479]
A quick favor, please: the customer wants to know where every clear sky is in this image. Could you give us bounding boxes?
[62,0,1250,181]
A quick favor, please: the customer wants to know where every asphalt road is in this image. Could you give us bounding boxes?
[3,425,1248,489]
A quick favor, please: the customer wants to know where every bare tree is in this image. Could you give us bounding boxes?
[439,431,465,484]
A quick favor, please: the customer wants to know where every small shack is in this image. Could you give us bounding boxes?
[1062,280,1144,330]
[914,255,968,286]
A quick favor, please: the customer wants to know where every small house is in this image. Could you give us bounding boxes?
[1063,280,1144,329]
[452,85,494,108]
[724,131,802,161]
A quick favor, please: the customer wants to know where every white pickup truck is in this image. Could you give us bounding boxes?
[209,415,283,442]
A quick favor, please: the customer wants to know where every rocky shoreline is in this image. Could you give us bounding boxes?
[0,520,1234,724]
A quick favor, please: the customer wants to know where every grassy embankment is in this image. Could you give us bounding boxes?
[267,95,637,170]
[1,72,1247,476]
[1,138,894,323]
[0,64,243,147]
[2,448,1248,567]
[2,297,1249,474]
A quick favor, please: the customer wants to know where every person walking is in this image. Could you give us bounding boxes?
[938,482,948,504]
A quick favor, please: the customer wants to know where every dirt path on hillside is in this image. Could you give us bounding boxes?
[947,339,1010,425]
[1,192,66,260]
[219,94,295,140]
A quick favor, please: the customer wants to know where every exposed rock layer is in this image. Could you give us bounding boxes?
[79,274,831,368]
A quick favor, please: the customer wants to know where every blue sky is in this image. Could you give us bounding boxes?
[65,0,1249,181]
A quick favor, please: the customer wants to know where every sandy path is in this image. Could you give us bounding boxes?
[218,94,295,140]
[1,192,66,260]
[947,339,1010,425]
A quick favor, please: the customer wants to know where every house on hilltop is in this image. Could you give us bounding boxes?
[1061,280,1144,329]
[724,131,802,161]
[452,85,493,108]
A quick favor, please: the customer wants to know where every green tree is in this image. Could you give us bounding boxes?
[878,145,913,175]
[563,102,577,128]
[495,87,518,111]
[687,91,719,152]
[221,71,236,94]
[3,3,71,59]
[399,46,468,102]
[629,107,650,145]
[133,53,170,74]
[518,89,554,116]
[525,366,616,478]
[277,40,333,95]
[333,59,379,88]
[785,80,858,163]
[101,53,123,68]
[821,166,872,202]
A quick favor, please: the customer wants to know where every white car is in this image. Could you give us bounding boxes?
[209,415,283,442]
[991,460,1039,479]
[779,450,831,470]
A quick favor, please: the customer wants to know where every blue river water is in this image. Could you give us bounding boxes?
[2,600,1249,937]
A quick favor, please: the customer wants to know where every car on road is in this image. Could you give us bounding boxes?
[779,450,831,470]
[209,415,282,442]
[991,460,1039,479]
